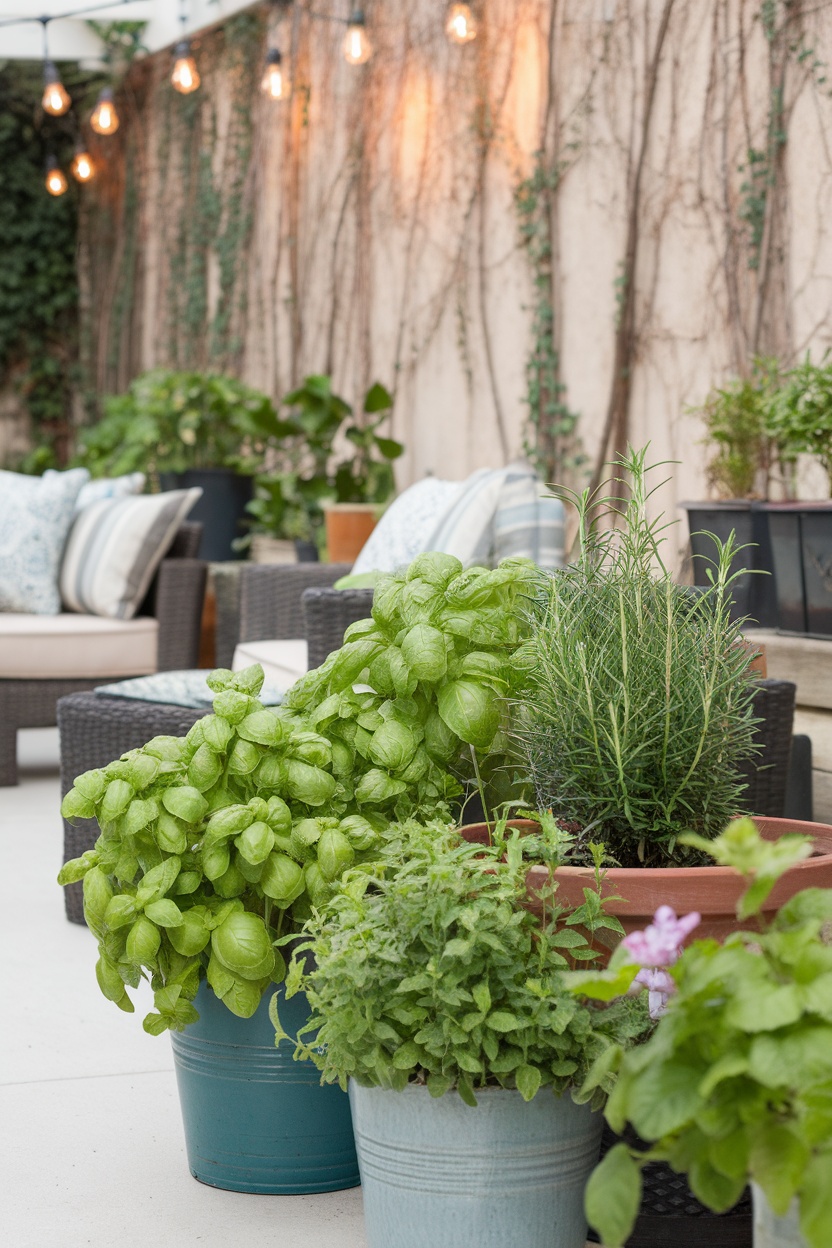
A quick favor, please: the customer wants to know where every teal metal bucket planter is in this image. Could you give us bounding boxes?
[170,983,359,1194]
[350,1081,602,1248]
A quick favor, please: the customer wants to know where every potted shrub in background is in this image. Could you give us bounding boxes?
[577,818,832,1248]
[73,370,283,561]
[276,819,650,1248]
[243,375,403,563]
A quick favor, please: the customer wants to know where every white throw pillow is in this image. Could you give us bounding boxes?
[351,477,464,575]
[60,488,202,620]
[45,470,146,512]
[0,468,90,614]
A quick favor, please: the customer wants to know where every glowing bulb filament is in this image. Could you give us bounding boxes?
[172,42,201,94]
[90,89,120,135]
[261,50,290,100]
[42,63,71,116]
[71,151,95,183]
[343,12,372,65]
[45,163,68,197]
[446,3,478,44]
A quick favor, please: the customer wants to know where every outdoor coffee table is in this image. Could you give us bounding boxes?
[58,691,209,924]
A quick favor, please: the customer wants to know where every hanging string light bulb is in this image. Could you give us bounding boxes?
[171,40,201,93]
[42,61,71,116]
[70,148,96,184]
[261,48,290,100]
[445,3,477,44]
[45,158,68,197]
[90,87,120,135]
[343,10,372,65]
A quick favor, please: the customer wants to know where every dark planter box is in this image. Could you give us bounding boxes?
[159,468,253,562]
[759,501,832,636]
[679,501,778,627]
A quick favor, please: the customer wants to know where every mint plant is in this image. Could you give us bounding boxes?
[275,820,649,1106]
[59,554,538,1033]
[574,818,832,1248]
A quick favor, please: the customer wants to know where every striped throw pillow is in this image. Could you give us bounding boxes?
[60,488,202,620]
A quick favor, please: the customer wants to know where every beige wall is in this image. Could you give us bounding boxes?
[75,0,832,551]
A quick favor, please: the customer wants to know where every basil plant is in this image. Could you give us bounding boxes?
[59,553,539,1035]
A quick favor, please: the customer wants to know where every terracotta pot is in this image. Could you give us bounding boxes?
[459,817,832,943]
[323,503,379,563]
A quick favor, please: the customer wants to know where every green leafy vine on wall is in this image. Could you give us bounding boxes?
[514,153,582,487]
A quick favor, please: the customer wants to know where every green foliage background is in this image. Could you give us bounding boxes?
[0,60,90,462]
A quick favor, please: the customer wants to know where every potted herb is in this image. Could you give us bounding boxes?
[74,370,284,560]
[57,553,537,1189]
[577,817,832,1248]
[682,359,782,626]
[275,819,649,1248]
[243,375,403,563]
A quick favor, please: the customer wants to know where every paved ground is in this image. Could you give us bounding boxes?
[1,729,367,1248]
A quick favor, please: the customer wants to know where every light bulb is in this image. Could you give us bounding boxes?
[71,150,95,183]
[45,160,68,197]
[261,48,290,100]
[42,62,71,116]
[90,88,120,135]
[445,3,477,44]
[343,11,372,66]
[171,41,201,94]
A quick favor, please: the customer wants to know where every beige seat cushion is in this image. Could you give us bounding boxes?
[0,613,159,679]
[232,639,308,691]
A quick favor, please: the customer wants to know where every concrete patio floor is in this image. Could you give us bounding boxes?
[2,728,367,1248]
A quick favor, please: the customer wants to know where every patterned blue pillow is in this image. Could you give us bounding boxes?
[0,468,89,614]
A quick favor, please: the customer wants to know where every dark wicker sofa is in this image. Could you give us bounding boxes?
[0,522,206,785]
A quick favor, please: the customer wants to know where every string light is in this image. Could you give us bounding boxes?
[261,48,290,100]
[343,9,372,65]
[445,3,477,44]
[71,148,96,183]
[90,87,119,135]
[45,158,68,197]
[171,40,201,93]
[42,61,71,116]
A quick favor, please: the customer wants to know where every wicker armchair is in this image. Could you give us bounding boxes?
[0,522,206,786]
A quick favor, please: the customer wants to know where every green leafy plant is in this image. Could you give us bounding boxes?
[244,375,403,549]
[72,369,283,479]
[275,819,648,1105]
[768,353,832,496]
[516,447,759,867]
[692,358,781,499]
[58,554,537,1032]
[578,818,832,1248]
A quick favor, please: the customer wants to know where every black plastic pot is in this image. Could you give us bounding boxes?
[586,1124,751,1247]
[680,501,778,627]
[759,502,832,636]
[159,468,253,562]
[294,539,319,563]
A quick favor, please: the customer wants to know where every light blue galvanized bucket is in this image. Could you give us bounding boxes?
[349,1081,603,1248]
[752,1185,805,1248]
[170,982,359,1194]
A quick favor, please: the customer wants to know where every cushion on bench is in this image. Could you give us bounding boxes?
[0,613,159,679]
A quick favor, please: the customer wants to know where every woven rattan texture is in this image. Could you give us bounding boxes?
[302,587,375,671]
[738,678,796,819]
[238,563,351,644]
[59,693,208,923]
[586,1126,752,1247]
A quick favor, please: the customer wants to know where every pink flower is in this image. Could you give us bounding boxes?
[635,968,677,1019]
[622,905,701,969]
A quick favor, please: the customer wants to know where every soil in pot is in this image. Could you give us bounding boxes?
[170,981,359,1194]
[350,1081,602,1248]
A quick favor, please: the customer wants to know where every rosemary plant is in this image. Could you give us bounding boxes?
[516,447,759,868]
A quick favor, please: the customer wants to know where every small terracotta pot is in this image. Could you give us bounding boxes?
[459,816,832,943]
[323,504,379,563]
